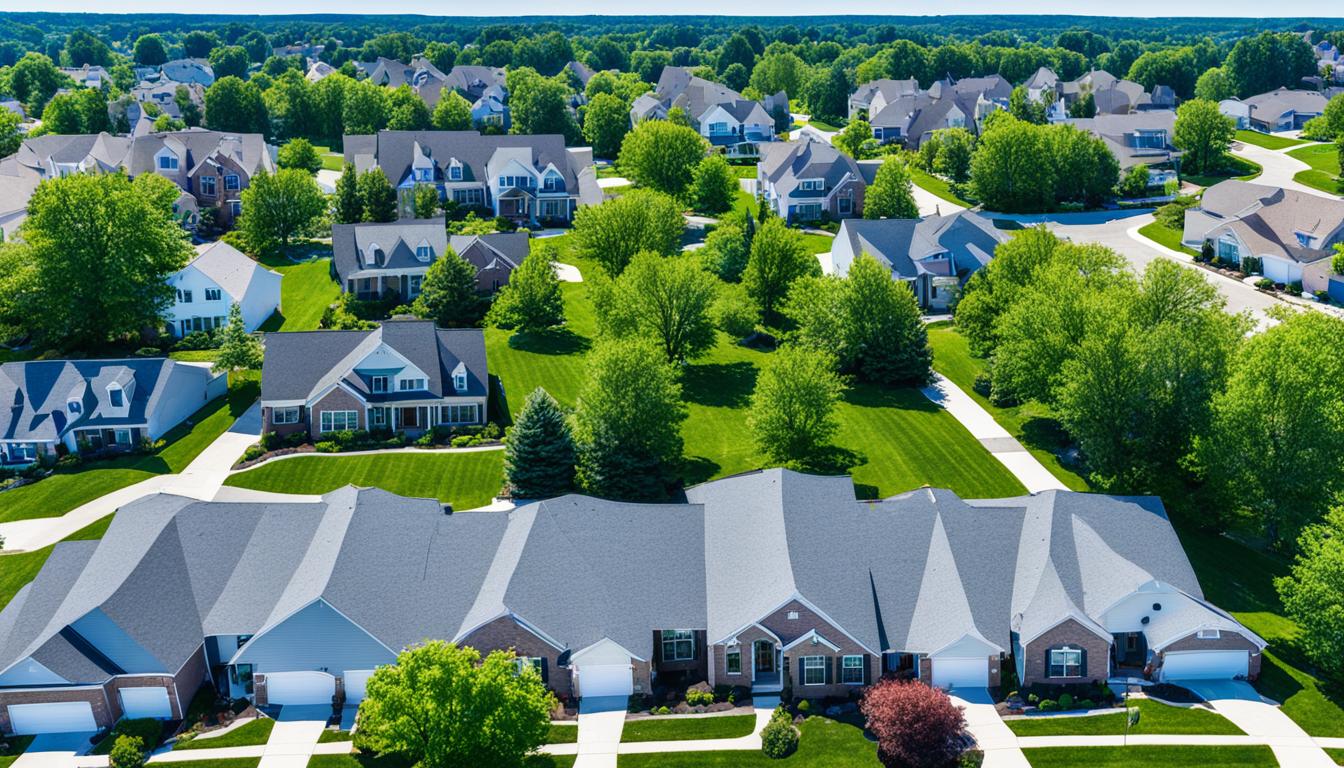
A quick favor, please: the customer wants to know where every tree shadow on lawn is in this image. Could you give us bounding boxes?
[682,361,757,408]
[507,328,590,357]
[1018,415,1074,455]
[678,455,721,488]
[844,382,941,412]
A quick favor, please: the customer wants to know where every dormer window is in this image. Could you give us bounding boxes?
[1295,232,1314,248]
[366,243,382,267]
[371,376,388,394]
[398,378,426,391]
[225,174,240,191]
[454,371,467,392]
[416,241,433,262]
[157,151,179,171]
[449,164,462,181]
[109,387,124,408]
[543,172,562,192]
[798,179,823,191]
[416,168,433,182]
[67,399,82,415]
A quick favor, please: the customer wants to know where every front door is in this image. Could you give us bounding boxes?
[754,640,774,673]
[400,407,421,429]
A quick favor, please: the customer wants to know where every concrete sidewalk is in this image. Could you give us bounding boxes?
[1186,681,1337,768]
[921,373,1069,494]
[952,691,1030,768]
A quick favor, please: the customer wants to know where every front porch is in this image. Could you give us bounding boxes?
[347,273,421,301]
[366,402,483,435]
[750,639,783,692]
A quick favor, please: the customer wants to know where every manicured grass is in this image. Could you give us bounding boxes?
[224,450,505,510]
[546,723,578,744]
[175,718,274,750]
[0,735,34,768]
[620,714,756,742]
[91,717,166,754]
[909,167,974,208]
[1326,747,1344,765]
[729,164,758,179]
[619,716,878,766]
[309,755,572,768]
[170,349,222,362]
[259,255,341,332]
[164,761,261,768]
[1024,745,1276,767]
[926,323,1089,491]
[1235,129,1307,150]
[1183,153,1262,187]
[0,373,260,526]
[318,730,353,743]
[1136,221,1199,257]
[1288,143,1341,195]
[805,118,843,132]
[1005,699,1242,736]
[799,232,835,256]
[1176,523,1344,736]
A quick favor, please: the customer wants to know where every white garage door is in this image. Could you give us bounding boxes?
[119,687,173,719]
[8,702,98,735]
[343,670,375,703]
[265,671,336,705]
[1160,650,1249,681]
[932,657,989,690]
[577,664,633,698]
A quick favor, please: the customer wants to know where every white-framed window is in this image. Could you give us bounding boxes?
[178,289,193,303]
[370,376,388,393]
[449,164,462,181]
[230,201,242,217]
[225,174,240,191]
[415,168,432,182]
[398,378,425,391]
[416,245,433,261]
[787,611,799,620]
[841,655,864,684]
[371,408,386,426]
[838,197,852,215]
[726,649,742,675]
[109,388,124,408]
[272,407,300,425]
[1197,629,1221,640]
[410,275,423,295]
[453,372,467,392]
[1048,648,1082,678]
[3,442,37,462]
[661,630,695,662]
[200,176,217,196]
[205,288,222,301]
[709,121,729,135]
[516,657,543,676]
[444,404,477,424]
[453,188,484,206]
[319,410,358,432]
[543,172,562,191]
[158,153,179,170]
[799,179,823,191]
[114,428,133,445]
[802,656,826,686]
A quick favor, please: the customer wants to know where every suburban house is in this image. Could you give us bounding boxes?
[857,76,1008,147]
[0,469,1264,734]
[822,212,1007,310]
[757,139,868,222]
[305,61,336,83]
[1221,89,1328,132]
[5,129,277,228]
[635,66,787,159]
[167,241,282,338]
[332,218,527,298]
[157,59,215,87]
[343,130,601,225]
[0,359,225,467]
[1065,111,1179,184]
[1061,70,1154,116]
[258,319,489,439]
[58,65,108,90]
[362,59,510,125]
[1182,180,1344,293]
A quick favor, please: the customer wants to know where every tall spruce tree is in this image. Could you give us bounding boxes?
[214,303,263,372]
[332,162,362,224]
[504,388,576,499]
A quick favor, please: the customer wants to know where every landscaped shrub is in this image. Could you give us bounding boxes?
[314,441,339,453]
[654,706,671,715]
[760,706,798,759]
[861,678,966,768]
[1027,693,1039,704]
[1287,281,1303,296]
[1079,699,1096,708]
[796,699,810,713]
[108,736,145,768]
[1038,699,1058,711]
[1057,693,1074,710]
[1255,278,1274,290]
[686,688,714,707]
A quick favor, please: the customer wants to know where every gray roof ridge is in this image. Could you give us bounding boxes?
[257,486,360,632]
[453,501,541,642]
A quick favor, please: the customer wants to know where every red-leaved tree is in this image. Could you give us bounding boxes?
[861,678,967,768]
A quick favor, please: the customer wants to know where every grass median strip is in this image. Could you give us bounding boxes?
[1234,130,1306,150]
[620,714,757,743]
[618,717,878,766]
[1006,699,1242,737]
[1288,143,1341,195]
[546,724,578,744]
[175,718,275,750]
[1023,745,1276,768]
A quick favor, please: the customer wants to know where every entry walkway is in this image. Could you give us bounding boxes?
[572,696,626,768]
[951,690,1030,768]
[550,695,780,763]
[921,373,1068,494]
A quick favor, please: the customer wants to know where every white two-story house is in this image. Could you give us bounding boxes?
[167,242,282,337]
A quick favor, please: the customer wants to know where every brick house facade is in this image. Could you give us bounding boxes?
[1158,632,1263,681]
[459,616,572,700]
[1021,618,1112,686]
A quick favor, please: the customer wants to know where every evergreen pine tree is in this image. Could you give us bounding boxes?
[357,168,398,223]
[333,162,362,224]
[504,388,576,499]
[214,302,263,372]
[413,249,484,327]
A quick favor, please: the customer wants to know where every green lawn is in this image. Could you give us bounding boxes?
[619,716,878,767]
[909,167,974,208]
[0,517,112,610]
[318,730,353,743]
[1005,699,1242,736]
[926,323,1088,491]
[546,724,578,744]
[1177,523,1344,736]
[621,714,756,743]
[224,450,505,510]
[170,350,222,363]
[175,719,274,750]
[0,373,260,526]
[162,761,261,768]
[805,118,843,132]
[1235,130,1307,150]
[1326,747,1344,765]
[259,255,341,332]
[0,735,34,768]
[1183,153,1262,187]
[1023,745,1276,768]
[308,754,573,768]
[1136,221,1199,257]
[1288,143,1342,195]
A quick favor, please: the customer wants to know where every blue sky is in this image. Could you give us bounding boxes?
[2,0,1337,16]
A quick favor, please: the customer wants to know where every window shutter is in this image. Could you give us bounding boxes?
[825,657,833,685]
[863,653,871,684]
[1045,647,1054,677]
[1078,648,1087,678]
[540,657,549,684]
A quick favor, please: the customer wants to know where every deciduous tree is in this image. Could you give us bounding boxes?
[1276,507,1344,682]
[689,154,737,214]
[748,346,844,465]
[1173,98,1235,175]
[431,89,473,131]
[863,155,919,220]
[580,92,629,159]
[592,252,719,362]
[487,245,565,332]
[238,168,326,256]
[204,76,268,134]
[413,248,484,328]
[572,190,683,276]
[277,138,321,173]
[743,216,818,322]
[861,679,967,768]
[833,118,873,160]
[357,168,398,223]
[133,34,168,66]
[617,118,707,199]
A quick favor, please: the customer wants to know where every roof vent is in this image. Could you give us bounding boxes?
[1152,603,1162,611]
[1140,616,1150,625]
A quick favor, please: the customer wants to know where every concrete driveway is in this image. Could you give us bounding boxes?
[573,696,627,768]
[1230,140,1334,199]
[1184,680,1337,767]
[11,733,97,768]
[259,707,328,768]
[949,690,1029,768]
